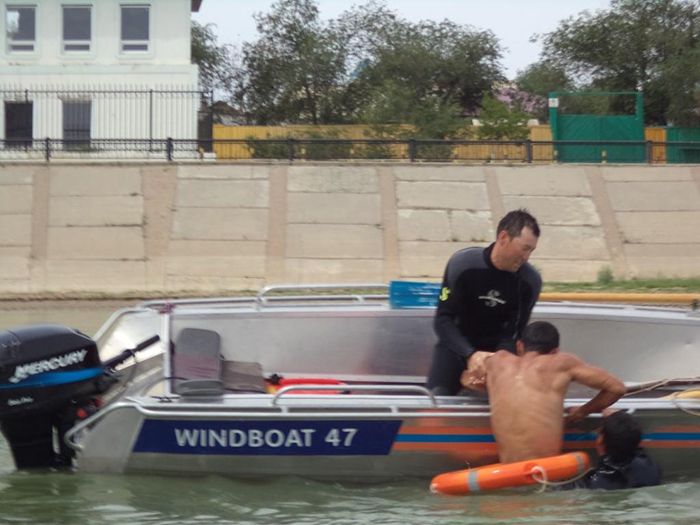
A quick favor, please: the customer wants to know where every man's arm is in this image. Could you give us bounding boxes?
[434,278,491,390]
[434,268,476,360]
[564,355,626,424]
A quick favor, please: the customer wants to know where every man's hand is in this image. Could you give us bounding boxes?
[460,369,487,391]
[460,351,491,391]
[564,406,587,426]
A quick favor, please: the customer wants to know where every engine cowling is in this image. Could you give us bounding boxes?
[0,324,106,468]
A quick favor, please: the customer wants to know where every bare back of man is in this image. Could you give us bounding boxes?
[485,349,625,464]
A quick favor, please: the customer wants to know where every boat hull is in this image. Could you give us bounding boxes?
[69,287,700,480]
[73,393,700,480]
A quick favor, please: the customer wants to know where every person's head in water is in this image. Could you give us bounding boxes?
[597,411,642,462]
[492,209,540,273]
[516,321,560,355]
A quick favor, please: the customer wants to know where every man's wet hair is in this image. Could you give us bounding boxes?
[497,209,540,238]
[601,411,642,462]
[522,321,559,354]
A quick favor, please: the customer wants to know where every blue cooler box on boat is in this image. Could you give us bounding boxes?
[389,281,440,309]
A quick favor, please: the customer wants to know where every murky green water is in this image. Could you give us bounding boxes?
[0,444,698,525]
[0,302,698,524]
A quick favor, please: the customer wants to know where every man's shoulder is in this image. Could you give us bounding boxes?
[447,246,487,269]
[518,262,542,286]
[533,352,583,372]
[486,350,519,374]
[548,351,582,365]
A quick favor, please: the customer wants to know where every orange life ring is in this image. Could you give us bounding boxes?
[430,451,590,495]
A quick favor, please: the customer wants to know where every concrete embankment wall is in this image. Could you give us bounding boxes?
[1,162,699,295]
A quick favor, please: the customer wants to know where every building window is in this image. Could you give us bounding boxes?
[63,5,91,52]
[6,5,36,52]
[5,101,33,149]
[63,100,91,150]
[120,5,149,52]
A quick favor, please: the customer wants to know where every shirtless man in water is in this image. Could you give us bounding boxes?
[469,321,626,463]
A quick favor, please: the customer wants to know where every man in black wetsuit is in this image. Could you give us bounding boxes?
[566,410,662,490]
[427,209,542,395]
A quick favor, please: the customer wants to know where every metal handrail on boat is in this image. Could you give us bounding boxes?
[271,384,437,407]
[64,402,135,452]
[256,283,389,305]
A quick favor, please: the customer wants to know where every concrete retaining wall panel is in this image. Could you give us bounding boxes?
[606,182,700,211]
[49,167,142,196]
[49,196,144,226]
[0,162,698,294]
[287,193,380,224]
[0,215,31,246]
[0,185,32,213]
[287,166,378,193]
[172,208,269,241]
[397,181,489,210]
[286,224,383,259]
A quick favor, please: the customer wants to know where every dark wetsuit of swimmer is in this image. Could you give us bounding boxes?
[426,243,541,395]
[564,449,662,490]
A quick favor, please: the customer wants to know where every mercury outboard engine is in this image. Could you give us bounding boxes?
[0,324,158,469]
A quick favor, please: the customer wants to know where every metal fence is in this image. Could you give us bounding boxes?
[1,138,699,163]
[1,87,212,149]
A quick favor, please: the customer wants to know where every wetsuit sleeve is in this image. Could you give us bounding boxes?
[434,272,476,360]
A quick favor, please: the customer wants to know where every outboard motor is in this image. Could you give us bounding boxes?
[0,324,158,469]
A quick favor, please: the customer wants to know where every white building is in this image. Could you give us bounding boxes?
[0,0,202,152]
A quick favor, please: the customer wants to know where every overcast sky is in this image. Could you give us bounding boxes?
[193,0,612,78]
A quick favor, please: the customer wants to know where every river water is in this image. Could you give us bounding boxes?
[0,301,698,524]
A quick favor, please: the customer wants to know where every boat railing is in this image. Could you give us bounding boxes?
[271,384,437,407]
[255,283,389,306]
[136,284,391,311]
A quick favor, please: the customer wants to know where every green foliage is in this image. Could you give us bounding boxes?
[516,61,572,98]
[351,18,504,117]
[236,0,349,125]
[246,135,290,159]
[597,266,615,285]
[536,0,700,126]
[245,129,353,160]
[515,61,572,120]
[299,129,353,160]
[360,83,466,138]
[545,277,700,293]
[234,0,504,131]
[477,95,529,140]
[191,21,237,94]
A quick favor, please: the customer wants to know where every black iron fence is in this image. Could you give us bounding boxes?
[1,88,213,148]
[0,137,698,163]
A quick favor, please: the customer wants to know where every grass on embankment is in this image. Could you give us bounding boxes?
[544,277,700,294]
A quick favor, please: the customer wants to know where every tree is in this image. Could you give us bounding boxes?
[516,61,572,99]
[235,0,349,124]
[351,16,504,118]
[535,0,700,125]
[191,21,238,95]
[234,0,508,130]
[477,95,530,140]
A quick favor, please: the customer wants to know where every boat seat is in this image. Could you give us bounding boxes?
[172,327,224,396]
[222,360,267,393]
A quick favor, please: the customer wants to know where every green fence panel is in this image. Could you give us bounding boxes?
[666,128,700,164]
[556,115,644,163]
[549,91,645,164]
